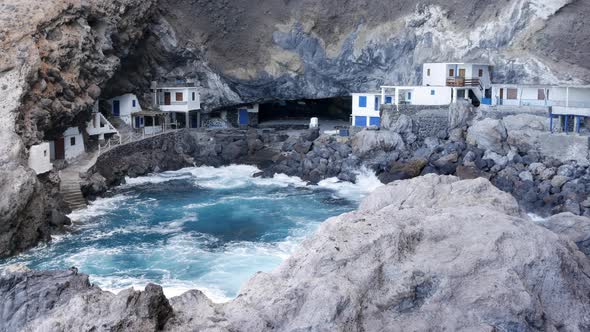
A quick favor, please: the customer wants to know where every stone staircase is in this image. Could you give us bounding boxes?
[60,172,86,211]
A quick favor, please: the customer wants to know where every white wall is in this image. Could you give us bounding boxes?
[412,87,453,105]
[351,93,380,127]
[63,127,85,161]
[109,93,141,125]
[156,87,201,113]
[550,87,590,107]
[28,143,52,175]
[423,63,447,86]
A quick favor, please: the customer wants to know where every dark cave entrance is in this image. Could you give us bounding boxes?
[257,97,352,130]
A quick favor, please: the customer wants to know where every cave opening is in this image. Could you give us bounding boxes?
[257,97,352,130]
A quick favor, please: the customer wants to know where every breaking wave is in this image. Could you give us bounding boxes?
[0,165,382,303]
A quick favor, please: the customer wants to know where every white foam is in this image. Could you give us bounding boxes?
[68,195,134,222]
[317,167,383,202]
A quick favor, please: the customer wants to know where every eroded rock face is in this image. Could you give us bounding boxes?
[3,175,589,331]
[0,0,158,257]
[108,0,590,109]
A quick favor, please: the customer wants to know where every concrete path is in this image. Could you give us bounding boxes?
[59,152,98,211]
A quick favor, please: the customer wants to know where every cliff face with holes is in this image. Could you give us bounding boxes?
[1,0,590,256]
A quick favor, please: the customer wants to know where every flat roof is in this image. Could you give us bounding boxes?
[423,62,492,66]
[152,82,197,88]
[491,84,590,89]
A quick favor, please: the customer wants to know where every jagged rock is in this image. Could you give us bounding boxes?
[448,100,473,129]
[0,269,173,332]
[378,158,428,184]
[2,176,590,331]
[466,118,507,154]
[536,213,590,255]
[351,130,405,156]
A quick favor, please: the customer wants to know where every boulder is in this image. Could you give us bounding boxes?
[466,118,507,154]
[378,158,428,183]
[351,130,405,156]
[535,212,590,255]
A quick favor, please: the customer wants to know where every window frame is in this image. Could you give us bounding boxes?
[358,96,367,108]
[176,92,184,102]
[70,137,76,146]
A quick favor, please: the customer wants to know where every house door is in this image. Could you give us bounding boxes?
[164,92,171,105]
[355,116,367,127]
[135,117,141,128]
[113,100,120,116]
[239,109,249,125]
[458,69,466,78]
[499,88,504,104]
[55,137,65,160]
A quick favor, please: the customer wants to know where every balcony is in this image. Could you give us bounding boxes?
[446,77,481,87]
[157,101,188,106]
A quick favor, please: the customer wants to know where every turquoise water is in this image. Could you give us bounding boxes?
[1,165,381,302]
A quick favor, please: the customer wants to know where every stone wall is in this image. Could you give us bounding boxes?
[381,105,450,142]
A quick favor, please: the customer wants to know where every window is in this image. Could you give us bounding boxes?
[431,90,435,96]
[70,137,76,146]
[407,92,412,100]
[374,96,380,111]
[146,117,154,126]
[385,96,393,104]
[132,100,136,107]
[478,69,484,77]
[44,150,47,157]
[358,96,367,108]
[176,92,183,101]
[192,92,196,101]
[507,88,518,100]
[427,68,431,76]
[140,117,144,125]
[449,69,455,77]
[538,89,546,100]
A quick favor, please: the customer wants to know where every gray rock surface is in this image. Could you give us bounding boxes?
[535,212,590,256]
[466,118,507,154]
[2,175,589,331]
[351,130,405,156]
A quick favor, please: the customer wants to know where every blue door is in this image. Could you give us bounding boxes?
[134,116,140,128]
[355,116,367,127]
[113,100,120,116]
[369,117,380,127]
[239,109,249,125]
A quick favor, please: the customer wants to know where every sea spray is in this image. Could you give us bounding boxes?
[0,165,381,302]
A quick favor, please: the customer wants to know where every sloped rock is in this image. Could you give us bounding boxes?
[466,118,507,154]
[535,212,590,256]
[351,130,405,156]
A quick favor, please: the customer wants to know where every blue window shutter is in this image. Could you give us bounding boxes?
[374,96,380,110]
[132,100,136,107]
[355,116,367,127]
[369,117,380,127]
[431,90,435,95]
[239,109,249,125]
[408,92,412,100]
[359,96,367,108]
[385,96,393,104]
[113,100,120,116]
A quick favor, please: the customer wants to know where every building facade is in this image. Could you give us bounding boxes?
[151,81,201,129]
[108,93,142,126]
[28,142,53,175]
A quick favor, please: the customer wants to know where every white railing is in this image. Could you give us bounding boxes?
[97,127,180,156]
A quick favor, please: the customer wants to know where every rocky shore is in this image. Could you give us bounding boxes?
[3,175,589,331]
[83,101,590,218]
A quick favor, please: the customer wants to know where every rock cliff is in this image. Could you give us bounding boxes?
[0,0,158,257]
[2,175,590,331]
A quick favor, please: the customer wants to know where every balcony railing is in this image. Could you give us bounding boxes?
[446,77,481,87]
[158,101,188,106]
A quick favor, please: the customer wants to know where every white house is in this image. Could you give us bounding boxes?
[108,93,142,126]
[131,111,166,135]
[151,81,201,129]
[28,142,53,174]
[352,62,493,127]
[351,93,382,127]
[86,101,119,141]
[48,127,85,161]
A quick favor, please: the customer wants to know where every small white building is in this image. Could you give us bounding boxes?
[351,93,382,127]
[86,101,119,141]
[108,93,142,126]
[351,62,493,127]
[151,81,201,129]
[28,142,53,174]
[131,111,166,135]
[49,127,85,161]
